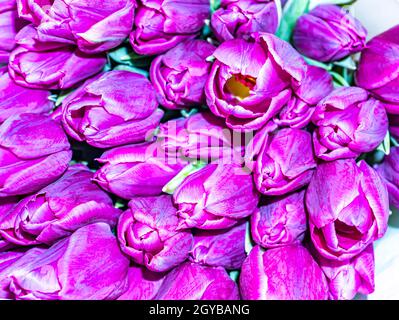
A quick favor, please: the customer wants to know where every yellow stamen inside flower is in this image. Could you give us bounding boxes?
[225,74,257,100]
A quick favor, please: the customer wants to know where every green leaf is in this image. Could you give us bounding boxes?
[210,0,221,13]
[108,46,131,65]
[276,0,310,42]
[55,90,73,106]
[113,65,149,78]
[333,56,357,71]
[162,161,208,195]
[181,108,198,118]
[229,270,240,282]
[303,56,333,71]
[330,71,351,87]
[377,131,391,155]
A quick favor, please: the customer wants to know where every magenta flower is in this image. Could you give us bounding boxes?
[306,159,389,261]
[240,245,329,300]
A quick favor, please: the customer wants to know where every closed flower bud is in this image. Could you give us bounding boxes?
[189,221,246,269]
[0,66,53,124]
[155,262,240,300]
[9,25,106,90]
[150,40,215,110]
[251,190,307,248]
[254,128,316,196]
[174,163,259,230]
[239,245,329,300]
[376,147,399,209]
[117,195,193,272]
[130,0,209,55]
[0,165,121,246]
[0,113,72,197]
[16,0,135,53]
[94,141,188,199]
[0,223,130,300]
[356,25,399,114]
[62,70,163,148]
[312,87,388,161]
[306,159,389,261]
[293,4,367,62]
[211,0,279,42]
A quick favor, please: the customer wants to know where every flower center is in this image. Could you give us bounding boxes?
[225,74,256,100]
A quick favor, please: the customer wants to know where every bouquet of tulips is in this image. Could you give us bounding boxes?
[0,0,398,300]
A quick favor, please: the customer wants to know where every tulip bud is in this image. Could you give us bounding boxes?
[0,0,26,63]
[317,245,375,300]
[205,34,307,131]
[189,221,246,269]
[155,262,240,300]
[150,40,215,110]
[306,159,389,261]
[239,245,329,300]
[94,141,189,199]
[356,25,399,114]
[274,65,334,129]
[130,0,209,55]
[254,127,316,196]
[251,190,307,248]
[376,147,399,209]
[8,25,107,90]
[158,112,245,163]
[0,197,17,252]
[312,87,388,161]
[293,4,367,62]
[173,163,259,230]
[211,0,279,42]
[0,250,26,299]
[61,70,164,148]
[0,223,130,300]
[0,165,121,246]
[117,195,193,272]
[0,113,72,197]
[0,67,53,124]
[117,264,166,300]
[16,0,135,53]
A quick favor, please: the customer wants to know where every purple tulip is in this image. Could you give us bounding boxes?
[0,0,26,63]
[312,87,388,161]
[0,250,26,299]
[118,264,166,300]
[130,0,209,56]
[8,25,107,90]
[16,0,135,53]
[205,34,308,131]
[0,67,53,124]
[150,40,215,110]
[61,70,164,148]
[274,65,334,129]
[211,0,279,42]
[306,159,389,261]
[356,25,399,114]
[155,262,240,300]
[0,165,121,246]
[0,113,72,198]
[317,244,375,300]
[253,127,316,196]
[293,4,367,62]
[117,195,193,272]
[251,190,307,249]
[158,112,244,162]
[0,197,18,252]
[240,245,329,300]
[173,163,259,230]
[189,221,246,270]
[94,140,188,199]
[376,147,399,209]
[0,223,130,300]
